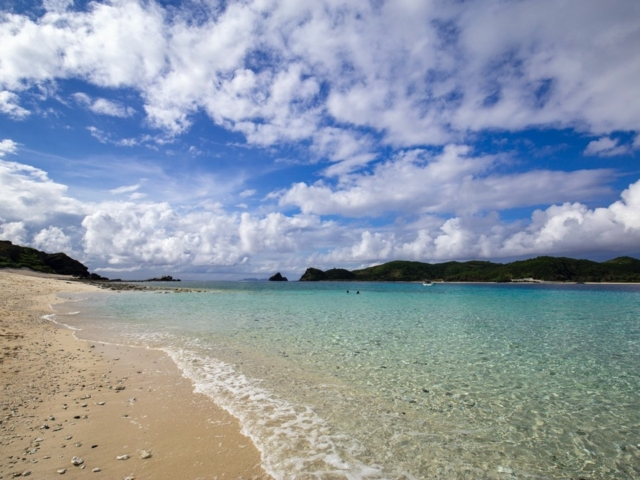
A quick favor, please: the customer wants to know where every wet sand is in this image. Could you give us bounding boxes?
[0,269,271,479]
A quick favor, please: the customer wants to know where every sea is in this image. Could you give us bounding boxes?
[50,281,640,479]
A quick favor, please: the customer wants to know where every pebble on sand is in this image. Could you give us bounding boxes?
[139,449,152,459]
[71,456,84,466]
[116,454,130,460]
[56,468,67,474]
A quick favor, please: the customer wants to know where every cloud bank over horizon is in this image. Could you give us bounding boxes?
[1,0,639,278]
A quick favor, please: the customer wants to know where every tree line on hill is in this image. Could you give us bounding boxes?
[299,256,640,283]
[0,240,107,279]
[0,241,181,282]
[3,239,640,283]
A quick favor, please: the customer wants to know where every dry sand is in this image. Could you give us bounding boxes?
[0,269,271,480]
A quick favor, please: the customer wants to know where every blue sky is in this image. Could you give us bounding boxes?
[1,0,640,279]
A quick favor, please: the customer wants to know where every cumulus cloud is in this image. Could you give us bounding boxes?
[0,158,87,223]
[279,145,613,217]
[1,0,638,165]
[318,179,640,265]
[32,226,73,253]
[81,201,334,270]
[0,139,18,157]
[0,221,28,244]
[0,91,29,119]
[584,136,630,157]
[0,154,638,276]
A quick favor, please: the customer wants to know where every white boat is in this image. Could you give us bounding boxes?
[422,280,434,286]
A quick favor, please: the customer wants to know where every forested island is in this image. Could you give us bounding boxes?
[300,256,640,283]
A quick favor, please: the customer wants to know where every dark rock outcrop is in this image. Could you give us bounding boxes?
[269,272,288,281]
[143,275,181,282]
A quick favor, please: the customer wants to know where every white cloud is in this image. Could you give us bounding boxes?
[0,221,28,244]
[85,126,146,146]
[584,136,630,157]
[0,0,638,164]
[0,155,638,276]
[239,189,256,198]
[0,91,29,119]
[279,145,613,217]
[87,126,109,144]
[73,92,135,117]
[90,98,135,117]
[110,183,141,195]
[81,201,335,270]
[42,0,74,13]
[317,179,640,266]
[32,226,73,253]
[0,139,18,157]
[0,158,88,223]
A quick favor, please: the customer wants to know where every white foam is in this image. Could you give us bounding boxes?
[166,348,387,479]
[42,313,81,331]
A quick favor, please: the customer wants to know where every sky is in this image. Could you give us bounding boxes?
[1,0,640,280]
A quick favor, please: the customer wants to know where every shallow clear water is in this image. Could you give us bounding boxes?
[53,282,640,479]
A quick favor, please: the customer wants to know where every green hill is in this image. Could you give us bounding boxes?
[0,240,103,278]
[299,256,640,283]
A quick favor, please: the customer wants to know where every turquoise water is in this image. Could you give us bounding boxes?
[53,282,640,479]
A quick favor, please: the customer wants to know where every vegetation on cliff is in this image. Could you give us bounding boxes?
[0,240,105,278]
[299,256,640,283]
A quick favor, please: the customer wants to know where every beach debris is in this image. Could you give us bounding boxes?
[71,456,84,466]
[497,466,514,474]
[116,454,130,460]
[21,471,31,476]
[56,468,66,474]
[97,401,106,405]
[92,467,101,473]
[115,385,126,391]
[138,449,152,459]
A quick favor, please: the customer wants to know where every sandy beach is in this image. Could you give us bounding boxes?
[0,269,270,480]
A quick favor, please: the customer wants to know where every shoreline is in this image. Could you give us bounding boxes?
[0,269,271,479]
